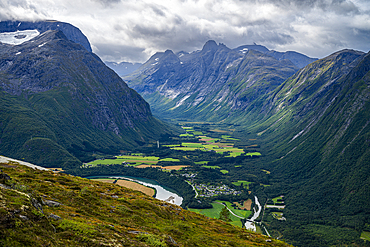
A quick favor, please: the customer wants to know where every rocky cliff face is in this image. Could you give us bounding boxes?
[0,29,169,168]
[0,20,92,52]
[124,41,309,122]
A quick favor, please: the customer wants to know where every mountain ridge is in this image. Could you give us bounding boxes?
[0,29,171,168]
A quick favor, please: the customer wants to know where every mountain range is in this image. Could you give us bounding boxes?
[1,19,369,246]
[0,26,171,168]
[124,41,370,246]
[123,40,316,122]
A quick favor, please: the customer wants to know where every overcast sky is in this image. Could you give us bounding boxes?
[1,0,369,63]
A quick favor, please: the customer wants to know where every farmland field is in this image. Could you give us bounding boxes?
[361,231,370,241]
[90,178,155,197]
[189,202,244,227]
[202,165,220,169]
[115,179,155,196]
[232,181,252,189]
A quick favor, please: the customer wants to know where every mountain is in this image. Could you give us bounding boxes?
[233,44,317,69]
[124,41,313,122]
[0,157,290,247]
[125,39,370,245]
[252,49,370,246]
[0,29,171,169]
[104,61,143,76]
[0,20,92,52]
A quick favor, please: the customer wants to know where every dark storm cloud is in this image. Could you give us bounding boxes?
[0,0,369,62]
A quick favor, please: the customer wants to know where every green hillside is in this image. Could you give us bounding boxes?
[0,30,173,169]
[0,158,290,247]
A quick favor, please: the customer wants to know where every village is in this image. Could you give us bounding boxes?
[191,182,242,197]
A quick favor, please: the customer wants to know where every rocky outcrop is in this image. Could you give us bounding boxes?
[0,20,92,52]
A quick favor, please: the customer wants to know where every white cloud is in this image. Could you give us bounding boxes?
[0,0,369,62]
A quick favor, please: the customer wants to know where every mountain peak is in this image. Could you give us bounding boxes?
[202,40,218,52]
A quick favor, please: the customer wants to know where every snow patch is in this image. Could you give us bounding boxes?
[155,58,159,61]
[0,30,40,45]
[171,95,190,109]
[240,48,249,54]
[38,42,48,47]
[151,62,158,66]
[15,52,21,55]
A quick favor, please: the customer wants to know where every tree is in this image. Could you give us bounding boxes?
[219,206,231,222]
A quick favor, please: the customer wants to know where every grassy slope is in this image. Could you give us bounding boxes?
[0,159,290,247]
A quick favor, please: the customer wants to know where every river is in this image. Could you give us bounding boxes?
[244,196,262,231]
[107,176,183,206]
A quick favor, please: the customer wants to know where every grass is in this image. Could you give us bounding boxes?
[202,165,220,169]
[182,143,204,147]
[232,181,252,189]
[220,170,229,174]
[272,196,284,204]
[221,135,240,141]
[217,201,252,218]
[245,152,261,157]
[0,161,290,247]
[195,161,209,165]
[361,231,370,241]
[159,158,180,162]
[188,202,244,228]
[86,155,161,167]
[179,133,193,137]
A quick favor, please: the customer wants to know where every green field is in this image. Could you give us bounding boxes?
[232,181,252,189]
[195,161,209,165]
[159,158,180,162]
[245,152,261,157]
[171,147,202,151]
[189,202,244,227]
[217,201,252,218]
[182,143,204,148]
[221,135,240,141]
[193,131,203,135]
[361,231,370,241]
[202,165,220,169]
[272,196,284,203]
[179,133,193,137]
[87,155,160,166]
[220,170,229,174]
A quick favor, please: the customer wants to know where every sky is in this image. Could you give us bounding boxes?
[0,0,369,63]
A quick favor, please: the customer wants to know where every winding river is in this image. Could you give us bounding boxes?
[109,176,183,206]
[244,196,262,231]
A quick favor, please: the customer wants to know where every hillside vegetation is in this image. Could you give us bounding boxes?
[0,158,290,247]
[0,29,173,168]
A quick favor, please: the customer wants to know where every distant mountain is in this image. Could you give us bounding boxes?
[124,40,312,122]
[253,49,370,246]
[0,29,170,168]
[0,20,92,52]
[233,45,317,68]
[104,61,142,76]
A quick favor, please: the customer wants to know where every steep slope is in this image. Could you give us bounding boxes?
[253,49,370,246]
[0,30,170,168]
[0,20,92,52]
[124,41,301,122]
[0,157,291,247]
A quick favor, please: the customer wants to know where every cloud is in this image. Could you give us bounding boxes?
[0,0,369,62]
